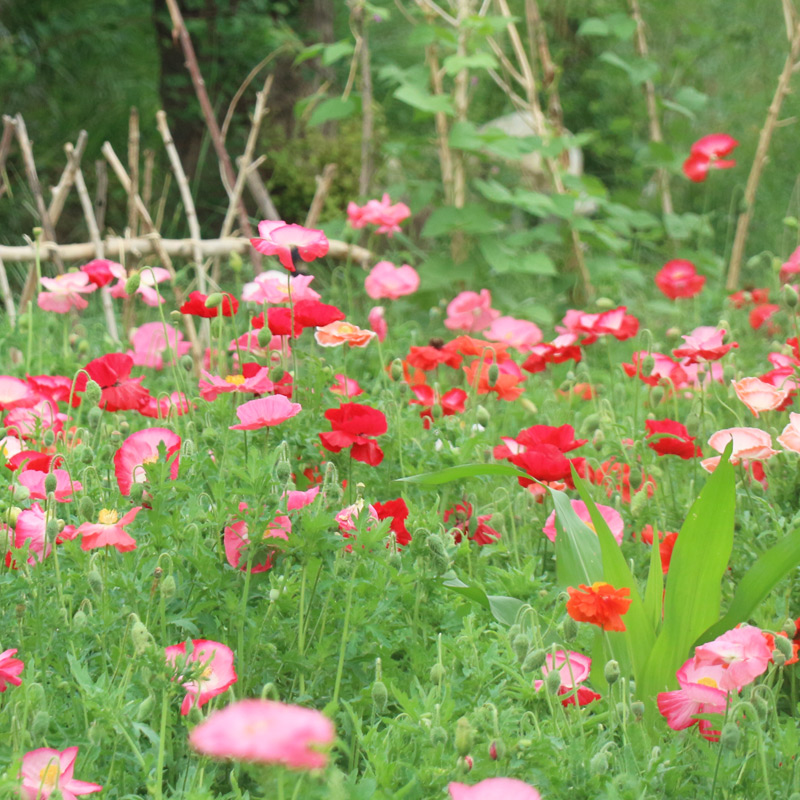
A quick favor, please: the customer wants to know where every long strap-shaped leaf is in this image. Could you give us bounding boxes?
[396,463,529,486]
[550,487,602,587]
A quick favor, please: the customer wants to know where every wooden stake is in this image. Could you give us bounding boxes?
[0,254,16,326]
[142,148,155,215]
[306,164,337,228]
[127,107,140,235]
[48,130,88,225]
[94,160,108,232]
[0,116,17,199]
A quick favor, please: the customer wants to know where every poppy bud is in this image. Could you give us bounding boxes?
[45,519,60,543]
[160,574,177,599]
[136,695,155,722]
[476,405,490,427]
[257,326,273,348]
[489,739,505,760]
[44,473,58,495]
[604,659,620,685]
[596,296,614,309]
[583,413,600,433]
[774,633,793,660]
[5,506,21,527]
[650,385,664,406]
[544,667,562,695]
[275,460,292,483]
[87,568,103,594]
[10,484,30,503]
[124,272,141,294]
[180,354,194,372]
[751,695,769,721]
[87,406,103,429]
[371,681,388,713]
[204,292,224,309]
[720,722,741,751]
[397,380,409,395]
[42,429,55,447]
[390,358,404,381]
[522,648,546,673]
[430,726,448,746]
[457,755,473,774]
[131,614,153,656]
[388,550,402,570]
[512,633,530,663]
[31,710,50,738]
[630,489,649,519]
[72,608,88,631]
[592,429,605,450]
[640,354,656,374]
[631,701,645,721]
[782,618,797,636]
[487,363,500,386]
[269,588,281,603]
[772,649,786,667]
[271,365,285,382]
[454,717,473,757]
[509,623,521,639]
[129,483,146,503]
[561,616,578,641]
[590,751,608,776]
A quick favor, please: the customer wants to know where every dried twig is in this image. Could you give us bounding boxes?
[727,23,800,291]
[244,166,279,221]
[127,107,140,235]
[350,2,374,196]
[306,164,337,228]
[45,130,88,227]
[142,149,155,216]
[0,255,16,326]
[94,160,108,232]
[0,116,18,199]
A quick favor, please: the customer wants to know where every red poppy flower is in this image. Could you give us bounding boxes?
[655,260,706,300]
[75,353,150,412]
[645,419,701,459]
[406,344,463,372]
[560,307,639,345]
[682,133,738,182]
[566,582,632,632]
[180,291,239,318]
[293,299,345,329]
[374,498,411,546]
[410,384,467,427]
[522,334,583,374]
[463,361,524,402]
[251,308,304,337]
[319,403,387,466]
[444,501,500,546]
[749,303,781,334]
[590,459,656,504]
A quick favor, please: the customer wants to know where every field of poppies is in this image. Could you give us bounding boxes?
[3,154,800,800]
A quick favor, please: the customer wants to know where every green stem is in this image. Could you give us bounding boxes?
[154,690,170,800]
[332,558,360,707]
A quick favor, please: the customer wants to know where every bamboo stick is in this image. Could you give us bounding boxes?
[127,107,140,235]
[48,130,88,224]
[94,160,108,232]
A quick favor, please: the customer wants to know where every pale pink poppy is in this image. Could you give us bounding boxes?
[732,377,791,417]
[330,374,363,398]
[199,367,274,402]
[250,220,329,272]
[0,648,24,691]
[229,395,301,430]
[348,193,411,236]
[241,270,321,304]
[20,746,102,800]
[543,499,624,545]
[12,503,50,565]
[484,316,543,351]
[4,398,65,440]
[128,322,190,370]
[110,266,171,306]
[693,625,773,691]
[188,698,335,769]
[445,290,500,333]
[448,778,542,800]
[0,435,24,464]
[778,412,800,453]
[0,376,36,410]
[165,639,238,715]
[368,305,387,342]
[702,427,778,473]
[224,516,290,573]
[113,427,181,496]
[532,649,591,693]
[37,272,96,313]
[672,326,738,363]
[17,468,82,503]
[76,507,142,552]
[364,261,420,300]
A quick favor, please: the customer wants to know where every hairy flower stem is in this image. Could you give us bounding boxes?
[297,564,307,695]
[332,559,360,707]
[154,689,170,800]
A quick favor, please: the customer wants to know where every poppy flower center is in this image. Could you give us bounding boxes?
[585,521,596,533]
[225,374,246,386]
[98,508,119,525]
[39,763,59,788]
[697,676,719,688]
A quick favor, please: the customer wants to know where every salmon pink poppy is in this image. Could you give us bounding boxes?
[732,376,792,417]
[682,133,738,182]
[655,260,706,300]
[347,193,411,236]
[0,648,23,691]
[37,272,97,313]
[645,419,701,459]
[250,220,329,272]
[189,698,335,769]
[448,778,542,800]
[229,395,301,430]
[543,499,624,545]
[778,412,800,452]
[113,427,181,496]
[702,427,778,474]
[77,507,142,552]
[165,639,238,715]
[20,746,102,800]
[463,360,524,402]
[566,582,632,632]
[315,320,376,348]
[364,261,420,300]
[224,515,290,573]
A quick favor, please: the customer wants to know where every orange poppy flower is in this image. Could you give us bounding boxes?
[314,321,376,348]
[566,582,632,632]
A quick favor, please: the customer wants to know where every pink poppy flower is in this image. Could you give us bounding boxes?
[241,270,321,304]
[484,316,543,351]
[315,320,376,348]
[229,395,302,430]
[347,193,411,236]
[139,392,194,420]
[283,486,320,512]
[445,290,499,333]
[199,364,274,402]
[335,502,379,536]
[655,259,706,300]
[543,499,624,545]
[37,272,97,313]
[0,648,24,691]
[693,625,773,691]
[128,322,191,370]
[780,247,800,284]
[113,428,181,496]
[80,258,126,287]
[732,377,792,417]
[0,376,37,410]
[559,307,639,344]
[672,326,738,363]
[20,746,102,800]
[682,133,738,183]
[778,412,800,453]
[4,398,65,441]
[12,504,50,565]
[533,649,592,696]
[224,515,290,573]
[189,698,335,769]
[522,333,582,374]
[657,660,728,741]
[448,778,542,800]
[623,351,689,389]
[229,330,289,361]
[702,427,778,473]
[110,266,171,306]
[76,507,142,552]
[364,261,420,300]
[26,374,74,404]
[368,305,387,342]
[17,468,82,503]
[165,639,238,715]
[250,220,329,272]
[330,374,363,398]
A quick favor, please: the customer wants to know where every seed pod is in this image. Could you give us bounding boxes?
[454,717,473,757]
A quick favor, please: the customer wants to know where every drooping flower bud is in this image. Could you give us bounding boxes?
[454,717,473,757]
[44,472,58,495]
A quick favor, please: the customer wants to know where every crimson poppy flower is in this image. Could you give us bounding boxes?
[319,403,387,466]
[410,384,467,427]
[80,258,125,287]
[444,501,500,545]
[655,260,706,300]
[645,419,701,459]
[180,291,238,318]
[250,220,329,272]
[682,133,738,182]
[749,303,781,333]
[293,299,345,328]
[566,582,632,632]
[406,344,463,371]
[374,498,411,546]
[75,353,150,412]
[251,308,304,337]
[522,333,583,374]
